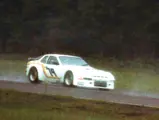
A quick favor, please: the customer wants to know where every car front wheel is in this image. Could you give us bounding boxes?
[64,71,74,87]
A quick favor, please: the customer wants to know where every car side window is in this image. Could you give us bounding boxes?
[47,56,59,65]
[41,56,49,63]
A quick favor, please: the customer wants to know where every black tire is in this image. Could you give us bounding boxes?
[64,71,74,87]
[28,67,39,83]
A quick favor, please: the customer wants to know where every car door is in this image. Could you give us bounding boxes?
[43,56,62,82]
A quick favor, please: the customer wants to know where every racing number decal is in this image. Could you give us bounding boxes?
[46,67,58,77]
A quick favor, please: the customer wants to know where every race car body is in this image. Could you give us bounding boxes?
[25,54,116,90]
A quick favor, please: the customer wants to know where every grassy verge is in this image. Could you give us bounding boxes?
[87,57,159,93]
[0,89,159,120]
[0,54,159,93]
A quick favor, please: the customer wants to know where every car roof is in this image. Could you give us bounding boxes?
[44,54,80,58]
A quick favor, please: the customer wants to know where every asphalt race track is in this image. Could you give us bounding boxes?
[0,80,159,108]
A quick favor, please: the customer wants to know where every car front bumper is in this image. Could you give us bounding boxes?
[74,80,115,90]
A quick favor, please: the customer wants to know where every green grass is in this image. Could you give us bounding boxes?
[0,89,159,120]
[86,57,159,93]
[0,54,159,93]
[0,54,27,78]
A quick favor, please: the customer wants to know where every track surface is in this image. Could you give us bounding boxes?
[0,80,158,108]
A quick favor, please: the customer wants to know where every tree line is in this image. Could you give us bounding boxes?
[0,0,159,59]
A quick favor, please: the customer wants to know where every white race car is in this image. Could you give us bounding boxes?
[25,54,116,90]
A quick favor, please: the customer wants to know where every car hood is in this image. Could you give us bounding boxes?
[64,65,115,80]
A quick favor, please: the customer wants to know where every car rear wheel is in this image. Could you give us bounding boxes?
[28,67,39,83]
[64,71,74,87]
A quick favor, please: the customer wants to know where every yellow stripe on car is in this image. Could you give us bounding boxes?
[27,61,60,79]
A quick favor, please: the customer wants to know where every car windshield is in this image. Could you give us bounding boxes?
[59,56,89,66]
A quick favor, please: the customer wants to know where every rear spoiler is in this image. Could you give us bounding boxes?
[28,57,37,61]
[28,55,43,61]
